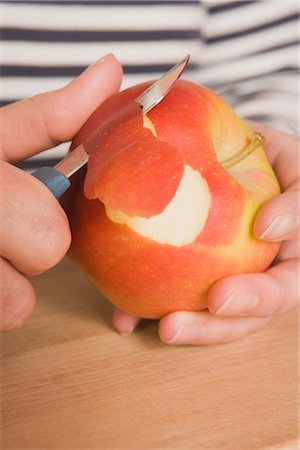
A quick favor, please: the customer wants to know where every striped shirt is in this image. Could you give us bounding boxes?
[1,0,299,169]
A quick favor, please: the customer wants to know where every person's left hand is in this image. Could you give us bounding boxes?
[112,123,300,344]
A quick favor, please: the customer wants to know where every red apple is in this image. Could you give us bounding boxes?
[62,80,280,319]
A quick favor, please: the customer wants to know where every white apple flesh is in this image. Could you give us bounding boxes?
[106,164,211,246]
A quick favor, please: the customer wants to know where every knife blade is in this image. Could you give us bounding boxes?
[32,55,190,198]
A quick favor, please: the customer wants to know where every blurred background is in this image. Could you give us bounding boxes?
[1,0,299,168]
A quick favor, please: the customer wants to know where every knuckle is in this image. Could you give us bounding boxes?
[0,278,36,331]
[26,95,61,147]
[32,211,71,273]
[0,161,9,189]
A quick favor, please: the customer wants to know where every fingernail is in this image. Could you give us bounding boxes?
[216,289,259,316]
[119,326,135,337]
[259,214,299,241]
[92,53,112,66]
[162,322,205,345]
[99,53,114,61]
[86,54,114,69]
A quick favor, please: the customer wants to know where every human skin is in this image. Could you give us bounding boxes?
[0,55,299,344]
[0,54,123,330]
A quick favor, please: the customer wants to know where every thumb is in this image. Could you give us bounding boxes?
[0,54,123,163]
[254,181,300,241]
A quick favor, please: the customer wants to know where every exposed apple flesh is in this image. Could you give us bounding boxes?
[106,164,211,246]
[62,80,281,319]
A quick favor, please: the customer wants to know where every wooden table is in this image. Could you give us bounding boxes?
[1,257,298,449]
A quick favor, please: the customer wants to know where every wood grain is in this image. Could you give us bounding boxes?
[1,257,299,449]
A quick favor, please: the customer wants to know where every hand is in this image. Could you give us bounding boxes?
[113,123,300,344]
[0,54,123,331]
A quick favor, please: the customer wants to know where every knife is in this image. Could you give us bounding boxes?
[32,54,190,198]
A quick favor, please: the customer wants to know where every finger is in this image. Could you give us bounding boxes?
[113,308,141,336]
[0,54,123,162]
[159,310,271,345]
[276,239,300,262]
[0,161,71,275]
[208,259,299,317]
[0,257,36,331]
[254,182,300,242]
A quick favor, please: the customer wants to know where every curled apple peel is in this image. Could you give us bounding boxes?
[105,112,212,246]
[83,99,185,218]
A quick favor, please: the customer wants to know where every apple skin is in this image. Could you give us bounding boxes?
[62,80,281,319]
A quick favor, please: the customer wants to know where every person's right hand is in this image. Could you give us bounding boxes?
[0,54,123,331]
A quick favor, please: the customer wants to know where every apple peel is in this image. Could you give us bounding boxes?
[84,99,184,218]
[89,139,185,218]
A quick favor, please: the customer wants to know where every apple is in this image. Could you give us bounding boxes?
[62,79,280,319]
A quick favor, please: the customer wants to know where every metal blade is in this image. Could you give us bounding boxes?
[135,54,190,114]
[54,143,88,178]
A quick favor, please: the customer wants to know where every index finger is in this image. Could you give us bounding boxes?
[0,54,123,163]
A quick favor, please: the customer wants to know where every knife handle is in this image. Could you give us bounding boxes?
[32,167,71,198]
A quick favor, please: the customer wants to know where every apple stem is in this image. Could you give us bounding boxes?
[221,132,265,169]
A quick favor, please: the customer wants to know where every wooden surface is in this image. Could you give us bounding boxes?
[1,257,299,450]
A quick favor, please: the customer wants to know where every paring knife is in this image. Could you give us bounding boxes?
[32,54,190,198]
